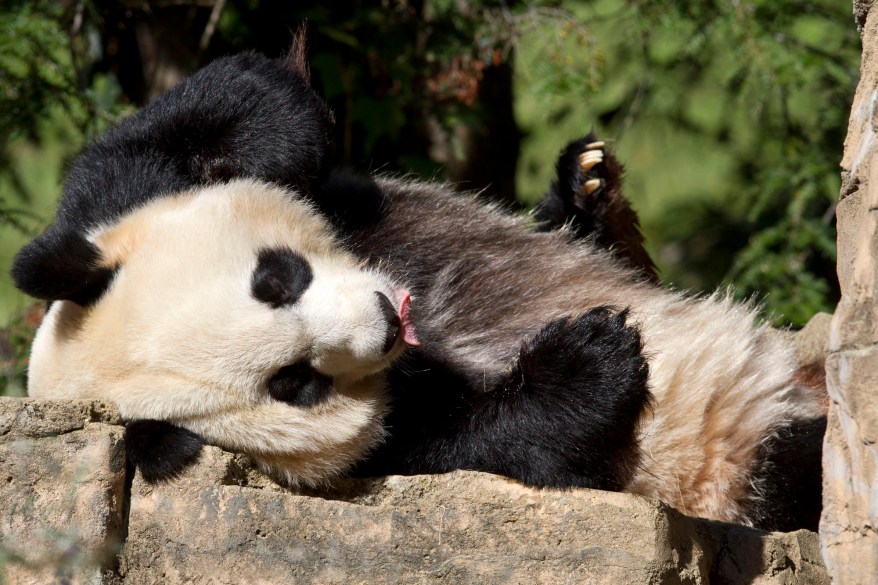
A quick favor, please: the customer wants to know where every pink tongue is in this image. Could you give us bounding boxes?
[396,289,420,347]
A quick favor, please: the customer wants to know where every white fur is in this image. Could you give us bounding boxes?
[29,180,404,485]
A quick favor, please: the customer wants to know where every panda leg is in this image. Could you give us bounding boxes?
[534,133,658,280]
[124,420,205,482]
[744,416,826,532]
[378,307,650,491]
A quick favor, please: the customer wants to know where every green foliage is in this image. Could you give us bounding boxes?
[518,0,856,326]
[0,0,126,214]
[0,1,73,143]
[0,304,43,397]
[0,1,72,233]
[630,0,854,325]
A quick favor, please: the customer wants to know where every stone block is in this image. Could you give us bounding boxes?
[820,3,878,582]
[119,445,827,585]
[0,399,126,585]
[0,399,829,584]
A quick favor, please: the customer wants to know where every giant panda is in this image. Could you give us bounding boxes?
[11,43,826,532]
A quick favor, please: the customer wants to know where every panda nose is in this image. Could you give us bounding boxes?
[375,292,401,354]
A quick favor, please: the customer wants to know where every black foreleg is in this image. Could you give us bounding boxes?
[124,420,204,482]
[364,307,650,491]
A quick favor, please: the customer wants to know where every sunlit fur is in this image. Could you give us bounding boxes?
[338,176,826,526]
[28,179,405,485]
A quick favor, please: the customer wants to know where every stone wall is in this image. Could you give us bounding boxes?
[0,400,125,584]
[819,2,878,583]
[0,398,828,585]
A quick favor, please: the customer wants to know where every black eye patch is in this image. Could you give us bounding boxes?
[252,247,313,308]
[267,362,334,407]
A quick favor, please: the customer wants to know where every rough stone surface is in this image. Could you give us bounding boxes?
[855,0,876,32]
[123,448,698,585]
[0,399,126,585]
[120,446,828,585]
[820,4,878,584]
[779,311,832,368]
[0,399,828,584]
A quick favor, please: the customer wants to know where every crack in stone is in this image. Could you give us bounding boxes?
[828,339,878,355]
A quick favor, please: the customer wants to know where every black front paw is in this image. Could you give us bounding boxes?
[360,308,650,492]
[503,306,650,489]
[517,307,648,410]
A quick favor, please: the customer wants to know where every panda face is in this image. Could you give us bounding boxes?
[27,179,410,484]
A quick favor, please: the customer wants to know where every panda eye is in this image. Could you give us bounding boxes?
[252,247,313,308]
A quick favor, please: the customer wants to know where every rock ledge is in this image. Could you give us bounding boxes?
[1,398,827,585]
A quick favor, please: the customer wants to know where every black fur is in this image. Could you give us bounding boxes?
[11,51,333,305]
[252,248,313,308]
[356,307,649,490]
[746,416,826,532]
[11,231,116,306]
[267,362,334,408]
[124,420,204,483]
[318,170,388,233]
[534,134,657,279]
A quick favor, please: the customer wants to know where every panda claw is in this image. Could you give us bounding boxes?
[580,159,600,173]
[585,141,605,150]
[578,151,603,172]
[584,178,603,195]
[578,150,602,163]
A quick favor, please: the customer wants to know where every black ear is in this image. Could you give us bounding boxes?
[11,230,114,306]
[124,420,204,483]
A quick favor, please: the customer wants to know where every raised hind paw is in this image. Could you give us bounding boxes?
[536,133,623,227]
[534,133,657,279]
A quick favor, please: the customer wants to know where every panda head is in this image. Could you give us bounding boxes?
[27,179,416,485]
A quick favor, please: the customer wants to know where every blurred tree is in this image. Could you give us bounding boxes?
[82,0,532,202]
[1,0,105,228]
[516,0,856,325]
[626,0,854,325]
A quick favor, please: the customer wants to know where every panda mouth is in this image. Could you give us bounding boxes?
[396,289,419,347]
[377,290,420,354]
